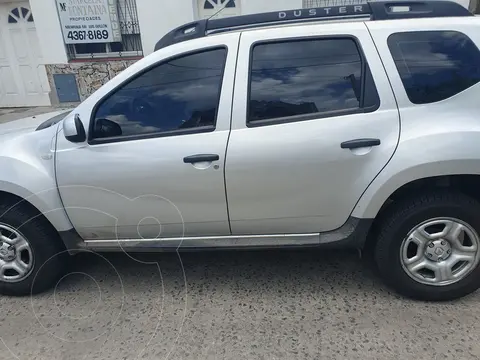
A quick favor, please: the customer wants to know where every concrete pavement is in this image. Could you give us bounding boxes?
[1,249,479,360]
[0,106,72,124]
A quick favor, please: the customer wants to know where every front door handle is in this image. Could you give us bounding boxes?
[341,138,381,149]
[183,154,220,164]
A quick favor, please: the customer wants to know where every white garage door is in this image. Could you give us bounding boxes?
[0,2,50,107]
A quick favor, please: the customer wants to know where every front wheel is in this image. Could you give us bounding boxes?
[374,192,480,301]
[0,200,67,296]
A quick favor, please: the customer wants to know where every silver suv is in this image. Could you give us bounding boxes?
[1,1,480,300]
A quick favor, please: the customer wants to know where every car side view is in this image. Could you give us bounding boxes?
[1,1,480,300]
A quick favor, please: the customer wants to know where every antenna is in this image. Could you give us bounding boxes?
[207,0,232,20]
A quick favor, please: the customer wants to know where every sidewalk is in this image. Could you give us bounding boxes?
[0,106,73,124]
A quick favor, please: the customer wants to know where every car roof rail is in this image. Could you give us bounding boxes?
[154,1,473,51]
[369,1,472,20]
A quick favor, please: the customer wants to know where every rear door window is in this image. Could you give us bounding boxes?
[388,31,480,104]
[247,37,379,125]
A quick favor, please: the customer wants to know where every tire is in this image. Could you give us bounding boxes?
[374,191,480,301]
[0,199,67,296]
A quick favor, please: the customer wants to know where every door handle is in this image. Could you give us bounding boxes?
[340,138,381,149]
[183,154,220,164]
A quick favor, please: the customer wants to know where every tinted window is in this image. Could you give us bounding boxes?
[248,38,373,123]
[92,48,226,140]
[388,31,480,104]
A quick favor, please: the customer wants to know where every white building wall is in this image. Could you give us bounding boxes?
[137,0,195,55]
[456,0,471,8]
[29,0,68,64]
[241,0,302,14]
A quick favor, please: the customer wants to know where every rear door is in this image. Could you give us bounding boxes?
[225,22,400,235]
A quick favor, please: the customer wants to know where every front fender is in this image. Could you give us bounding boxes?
[0,124,73,232]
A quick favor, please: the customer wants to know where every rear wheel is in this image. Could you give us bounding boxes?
[374,192,480,301]
[0,199,67,296]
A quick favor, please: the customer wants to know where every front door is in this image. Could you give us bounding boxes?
[225,22,400,235]
[56,44,237,240]
[0,3,50,107]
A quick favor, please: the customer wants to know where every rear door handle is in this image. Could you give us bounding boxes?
[183,154,220,164]
[340,138,381,149]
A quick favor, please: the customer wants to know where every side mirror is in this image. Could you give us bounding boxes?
[63,114,86,143]
[94,118,122,138]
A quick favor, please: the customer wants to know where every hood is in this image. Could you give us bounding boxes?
[0,110,71,137]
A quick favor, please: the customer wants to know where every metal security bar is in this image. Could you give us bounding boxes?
[303,0,367,7]
[67,0,143,60]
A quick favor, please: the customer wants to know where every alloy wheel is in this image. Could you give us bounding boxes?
[0,224,34,283]
[400,217,480,286]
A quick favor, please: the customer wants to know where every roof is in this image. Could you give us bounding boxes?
[154,1,473,51]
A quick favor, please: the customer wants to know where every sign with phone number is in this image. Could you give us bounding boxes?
[67,29,110,41]
[56,0,122,44]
